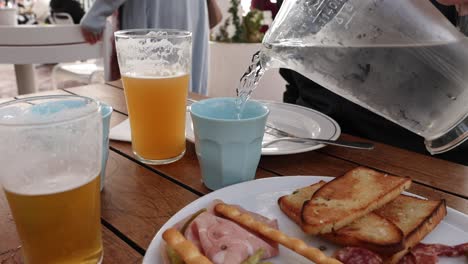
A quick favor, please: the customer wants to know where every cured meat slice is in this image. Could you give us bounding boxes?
[188,212,279,264]
[399,243,468,264]
[334,247,383,264]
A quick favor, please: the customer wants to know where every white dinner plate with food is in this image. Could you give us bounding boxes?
[142,176,468,264]
[185,100,341,156]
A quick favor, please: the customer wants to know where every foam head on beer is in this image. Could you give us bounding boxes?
[0,97,102,194]
[115,30,191,78]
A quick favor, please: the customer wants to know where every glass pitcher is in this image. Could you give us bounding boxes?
[261,0,468,154]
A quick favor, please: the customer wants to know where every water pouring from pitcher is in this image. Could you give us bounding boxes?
[238,0,468,155]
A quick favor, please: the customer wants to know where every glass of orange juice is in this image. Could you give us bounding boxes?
[115,29,191,165]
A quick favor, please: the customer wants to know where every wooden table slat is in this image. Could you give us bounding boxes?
[65,84,128,115]
[0,97,14,104]
[319,134,468,198]
[260,152,468,214]
[14,89,70,99]
[110,134,277,196]
[69,83,467,201]
[106,80,124,90]
[106,111,468,214]
[101,148,200,248]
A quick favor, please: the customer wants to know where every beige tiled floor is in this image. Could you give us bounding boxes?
[0,64,86,98]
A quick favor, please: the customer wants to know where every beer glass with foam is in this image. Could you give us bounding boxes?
[0,95,103,263]
[115,29,192,164]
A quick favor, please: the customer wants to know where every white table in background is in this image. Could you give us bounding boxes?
[0,24,109,95]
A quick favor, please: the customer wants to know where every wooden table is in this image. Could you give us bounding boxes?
[1,81,467,263]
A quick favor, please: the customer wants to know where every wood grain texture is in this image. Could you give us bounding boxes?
[75,83,467,201]
[407,184,468,214]
[110,129,276,195]
[106,80,123,89]
[104,109,276,195]
[318,134,468,198]
[101,150,200,248]
[15,89,70,99]
[0,97,14,104]
[260,156,468,214]
[102,226,143,264]
[260,152,355,177]
[105,111,467,213]
[65,84,128,114]
[110,111,127,128]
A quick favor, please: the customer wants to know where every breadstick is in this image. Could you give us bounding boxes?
[215,203,342,264]
[162,228,213,264]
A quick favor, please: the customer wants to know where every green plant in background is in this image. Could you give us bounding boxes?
[243,9,264,43]
[214,0,265,43]
[229,0,243,42]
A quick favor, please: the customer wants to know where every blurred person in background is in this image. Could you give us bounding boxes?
[80,0,222,94]
[49,0,85,24]
[17,0,38,24]
[276,0,468,165]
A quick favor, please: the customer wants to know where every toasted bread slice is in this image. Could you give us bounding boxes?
[278,181,404,254]
[278,181,327,225]
[278,173,445,262]
[322,213,404,255]
[301,167,411,234]
[376,195,447,264]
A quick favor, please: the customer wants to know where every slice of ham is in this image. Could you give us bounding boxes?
[334,247,383,264]
[186,212,279,264]
[165,200,279,263]
[399,243,468,264]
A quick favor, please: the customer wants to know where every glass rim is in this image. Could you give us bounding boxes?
[189,97,270,122]
[0,95,101,127]
[114,28,192,39]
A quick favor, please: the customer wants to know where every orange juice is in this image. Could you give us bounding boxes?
[122,74,189,162]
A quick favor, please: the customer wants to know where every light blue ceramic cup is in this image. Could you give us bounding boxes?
[190,98,269,190]
[100,103,113,191]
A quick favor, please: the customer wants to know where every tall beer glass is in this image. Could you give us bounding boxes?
[0,95,103,264]
[115,29,191,165]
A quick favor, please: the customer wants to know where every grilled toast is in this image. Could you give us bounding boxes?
[278,175,446,264]
[375,195,447,264]
[279,181,405,255]
[278,181,327,225]
[301,167,411,234]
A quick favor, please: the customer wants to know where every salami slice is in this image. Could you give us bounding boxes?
[454,243,468,256]
[398,254,416,264]
[399,242,468,264]
[334,247,383,264]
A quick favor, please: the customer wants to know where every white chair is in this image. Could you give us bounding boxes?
[49,12,74,25]
[51,59,105,89]
[47,12,107,89]
[0,22,112,95]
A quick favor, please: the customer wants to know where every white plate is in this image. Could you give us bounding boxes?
[186,101,341,155]
[142,176,468,264]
